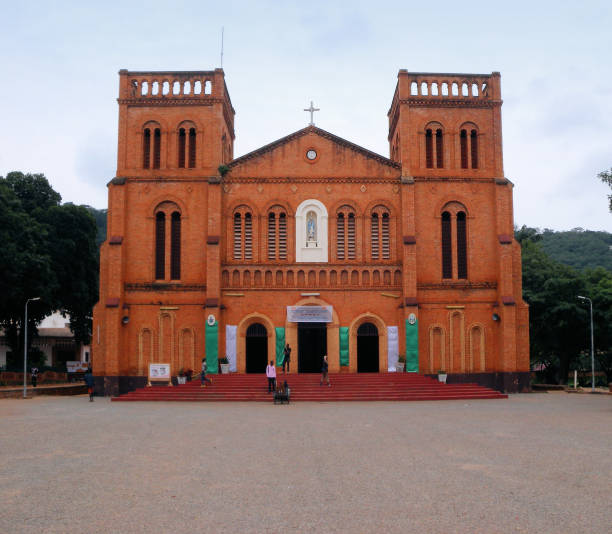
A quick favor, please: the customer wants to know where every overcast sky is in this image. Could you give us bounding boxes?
[1,0,610,231]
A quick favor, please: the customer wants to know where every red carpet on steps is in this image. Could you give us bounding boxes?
[111,373,507,402]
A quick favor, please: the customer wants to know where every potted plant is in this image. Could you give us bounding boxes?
[219,357,230,374]
[177,368,187,385]
[437,369,447,383]
[396,355,405,373]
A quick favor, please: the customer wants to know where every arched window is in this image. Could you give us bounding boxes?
[456,211,467,279]
[171,212,181,280]
[154,202,182,281]
[155,212,165,279]
[267,206,288,260]
[143,122,161,169]
[370,206,391,260]
[233,207,253,261]
[441,203,469,280]
[435,129,444,168]
[425,123,444,169]
[441,211,452,279]
[177,122,196,169]
[460,124,479,170]
[425,129,433,168]
[336,206,356,261]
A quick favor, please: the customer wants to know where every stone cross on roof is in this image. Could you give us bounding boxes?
[304,101,320,126]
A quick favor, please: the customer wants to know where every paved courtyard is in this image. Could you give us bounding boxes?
[1,393,610,533]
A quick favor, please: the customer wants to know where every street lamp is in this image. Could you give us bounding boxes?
[23,297,41,399]
[577,295,595,392]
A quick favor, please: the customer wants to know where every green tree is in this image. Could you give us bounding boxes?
[0,172,99,369]
[598,167,612,212]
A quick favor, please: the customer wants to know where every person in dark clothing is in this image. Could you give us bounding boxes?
[31,367,39,388]
[282,343,291,374]
[84,368,95,401]
[320,354,330,386]
[201,358,212,387]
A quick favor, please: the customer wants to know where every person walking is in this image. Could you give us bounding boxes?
[282,343,291,374]
[266,360,277,393]
[200,358,212,388]
[30,367,39,388]
[84,367,95,401]
[320,354,330,386]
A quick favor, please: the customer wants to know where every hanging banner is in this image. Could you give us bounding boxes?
[286,306,333,323]
[226,325,237,372]
[339,327,349,367]
[206,317,219,374]
[275,327,285,367]
[387,326,399,372]
[405,316,419,372]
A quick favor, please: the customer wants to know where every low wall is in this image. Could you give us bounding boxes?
[0,384,87,399]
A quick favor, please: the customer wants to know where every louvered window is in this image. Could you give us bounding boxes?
[268,213,276,259]
[456,211,467,279]
[178,128,186,168]
[143,128,151,169]
[425,129,433,168]
[233,214,242,259]
[337,214,345,260]
[347,214,356,260]
[435,129,444,168]
[153,128,161,169]
[371,213,379,259]
[155,212,165,279]
[441,211,452,278]
[278,213,287,259]
[460,130,468,169]
[244,213,252,260]
[188,128,196,168]
[382,213,390,259]
[170,212,181,280]
[470,130,478,169]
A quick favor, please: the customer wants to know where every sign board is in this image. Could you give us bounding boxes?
[149,363,171,380]
[286,305,333,323]
[66,361,88,373]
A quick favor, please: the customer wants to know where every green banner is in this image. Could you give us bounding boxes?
[275,327,285,367]
[339,327,349,367]
[405,318,419,372]
[206,319,219,374]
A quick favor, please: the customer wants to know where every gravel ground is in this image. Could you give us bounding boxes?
[0,393,610,534]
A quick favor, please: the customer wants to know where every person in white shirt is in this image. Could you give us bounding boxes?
[266,360,276,393]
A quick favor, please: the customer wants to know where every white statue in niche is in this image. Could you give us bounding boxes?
[306,211,317,242]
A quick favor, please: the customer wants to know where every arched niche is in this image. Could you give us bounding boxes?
[295,199,328,263]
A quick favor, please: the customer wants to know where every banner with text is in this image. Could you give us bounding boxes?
[286,306,333,323]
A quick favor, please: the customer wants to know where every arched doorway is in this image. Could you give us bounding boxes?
[246,323,268,373]
[357,322,379,372]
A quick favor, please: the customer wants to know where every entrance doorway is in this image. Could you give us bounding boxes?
[298,322,327,373]
[246,323,267,373]
[357,322,379,372]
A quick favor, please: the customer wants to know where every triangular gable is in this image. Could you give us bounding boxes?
[228,125,400,178]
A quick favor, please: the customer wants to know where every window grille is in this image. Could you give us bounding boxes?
[441,211,452,278]
[337,214,345,260]
[460,130,468,169]
[153,128,161,169]
[143,128,151,169]
[233,214,242,259]
[470,129,478,169]
[178,128,186,168]
[244,213,252,260]
[347,214,356,260]
[457,212,468,279]
[278,213,287,259]
[155,212,165,279]
[170,212,181,279]
[371,213,379,259]
[425,129,433,168]
[382,213,390,259]
[435,129,444,168]
[268,213,276,259]
[188,128,196,168]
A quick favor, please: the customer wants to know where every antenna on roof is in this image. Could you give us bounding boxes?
[220,27,224,68]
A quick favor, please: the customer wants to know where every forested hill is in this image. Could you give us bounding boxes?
[534,228,611,271]
[84,206,107,247]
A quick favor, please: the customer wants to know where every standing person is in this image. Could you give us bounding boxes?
[320,354,330,386]
[282,343,292,374]
[200,358,212,388]
[84,367,95,401]
[266,360,277,393]
[30,366,39,388]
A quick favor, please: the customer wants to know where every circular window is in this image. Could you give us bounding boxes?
[306,149,317,160]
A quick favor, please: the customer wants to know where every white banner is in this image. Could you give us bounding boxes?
[149,363,170,379]
[286,306,333,323]
[387,326,399,372]
[226,325,237,372]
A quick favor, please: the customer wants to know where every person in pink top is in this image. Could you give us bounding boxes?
[266,360,276,393]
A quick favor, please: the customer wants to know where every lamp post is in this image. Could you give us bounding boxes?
[577,295,595,392]
[23,297,40,399]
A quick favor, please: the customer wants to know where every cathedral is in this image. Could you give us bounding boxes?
[92,68,530,396]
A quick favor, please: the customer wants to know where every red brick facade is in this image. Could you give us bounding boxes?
[92,69,529,395]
